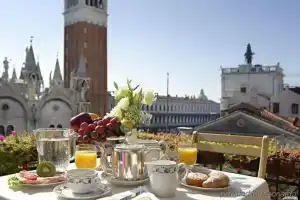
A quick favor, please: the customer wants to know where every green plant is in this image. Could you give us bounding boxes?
[0,133,38,176]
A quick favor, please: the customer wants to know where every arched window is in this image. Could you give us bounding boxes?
[49,124,55,128]
[57,124,63,128]
[6,125,14,136]
[0,125,4,136]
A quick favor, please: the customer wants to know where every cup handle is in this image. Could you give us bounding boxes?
[177,162,190,181]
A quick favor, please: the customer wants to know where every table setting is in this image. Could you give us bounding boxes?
[0,80,271,200]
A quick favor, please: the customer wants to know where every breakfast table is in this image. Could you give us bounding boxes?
[0,162,271,200]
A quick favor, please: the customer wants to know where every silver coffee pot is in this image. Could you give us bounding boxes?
[99,143,148,181]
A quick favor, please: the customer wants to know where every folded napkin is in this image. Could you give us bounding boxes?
[98,186,159,200]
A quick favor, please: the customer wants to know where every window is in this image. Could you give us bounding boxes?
[0,125,4,136]
[240,87,246,93]
[292,103,299,114]
[6,125,14,136]
[57,124,63,128]
[84,42,87,48]
[84,28,87,34]
[273,103,280,114]
[49,124,55,128]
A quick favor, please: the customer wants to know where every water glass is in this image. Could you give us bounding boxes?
[75,144,97,169]
[177,143,197,165]
[35,128,74,172]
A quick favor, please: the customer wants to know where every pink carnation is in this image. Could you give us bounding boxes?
[0,135,5,141]
[11,131,17,135]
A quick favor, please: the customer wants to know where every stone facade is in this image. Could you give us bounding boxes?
[0,43,92,135]
[220,45,300,118]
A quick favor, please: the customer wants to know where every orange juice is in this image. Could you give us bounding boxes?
[178,147,197,165]
[75,151,97,169]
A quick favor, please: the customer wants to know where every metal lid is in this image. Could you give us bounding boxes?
[115,144,144,151]
[136,139,159,146]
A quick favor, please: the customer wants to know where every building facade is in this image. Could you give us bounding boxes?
[64,0,108,116]
[219,44,300,117]
[0,43,92,135]
[109,89,220,132]
[220,62,284,111]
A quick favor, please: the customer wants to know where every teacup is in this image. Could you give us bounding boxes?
[66,169,100,194]
[145,160,189,198]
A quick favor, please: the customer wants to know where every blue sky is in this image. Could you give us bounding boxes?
[1,0,300,102]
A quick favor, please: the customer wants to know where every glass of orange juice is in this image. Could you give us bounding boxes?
[75,144,97,169]
[178,143,198,165]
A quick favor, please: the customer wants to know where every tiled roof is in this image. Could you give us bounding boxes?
[224,102,300,136]
[279,116,300,127]
[259,110,300,135]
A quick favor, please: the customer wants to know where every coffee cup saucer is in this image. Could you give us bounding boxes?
[53,183,111,200]
[101,173,149,187]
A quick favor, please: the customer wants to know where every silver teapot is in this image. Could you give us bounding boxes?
[99,140,169,181]
[99,143,148,181]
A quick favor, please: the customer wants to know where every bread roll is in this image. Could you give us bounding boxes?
[185,173,208,187]
[202,171,230,188]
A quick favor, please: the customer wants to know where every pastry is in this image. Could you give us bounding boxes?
[202,172,230,188]
[185,172,208,187]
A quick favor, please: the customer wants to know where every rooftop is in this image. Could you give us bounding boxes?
[221,63,283,74]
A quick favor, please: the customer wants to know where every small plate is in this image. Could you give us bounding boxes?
[101,173,149,187]
[21,181,65,187]
[181,180,230,191]
[53,183,111,200]
[16,172,66,187]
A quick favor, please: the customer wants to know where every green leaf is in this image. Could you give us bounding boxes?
[127,80,133,91]
[8,175,22,190]
[113,82,119,90]
[133,85,140,91]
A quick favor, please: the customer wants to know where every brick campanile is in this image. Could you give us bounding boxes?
[63,0,108,115]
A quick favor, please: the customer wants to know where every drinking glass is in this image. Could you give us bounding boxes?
[35,128,74,172]
[75,144,97,169]
[177,143,197,165]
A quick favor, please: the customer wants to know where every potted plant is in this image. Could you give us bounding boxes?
[267,148,299,177]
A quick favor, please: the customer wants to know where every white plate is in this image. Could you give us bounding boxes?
[101,173,149,186]
[53,183,111,200]
[181,180,230,191]
[16,173,66,187]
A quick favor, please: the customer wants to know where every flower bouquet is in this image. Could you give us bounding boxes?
[109,79,157,140]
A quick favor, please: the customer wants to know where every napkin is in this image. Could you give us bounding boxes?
[98,186,159,200]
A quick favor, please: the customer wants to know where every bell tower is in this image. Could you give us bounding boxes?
[63,0,108,115]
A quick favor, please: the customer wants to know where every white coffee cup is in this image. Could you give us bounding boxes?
[66,169,100,194]
[146,160,189,198]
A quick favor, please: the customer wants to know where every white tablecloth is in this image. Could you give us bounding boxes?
[0,164,270,200]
